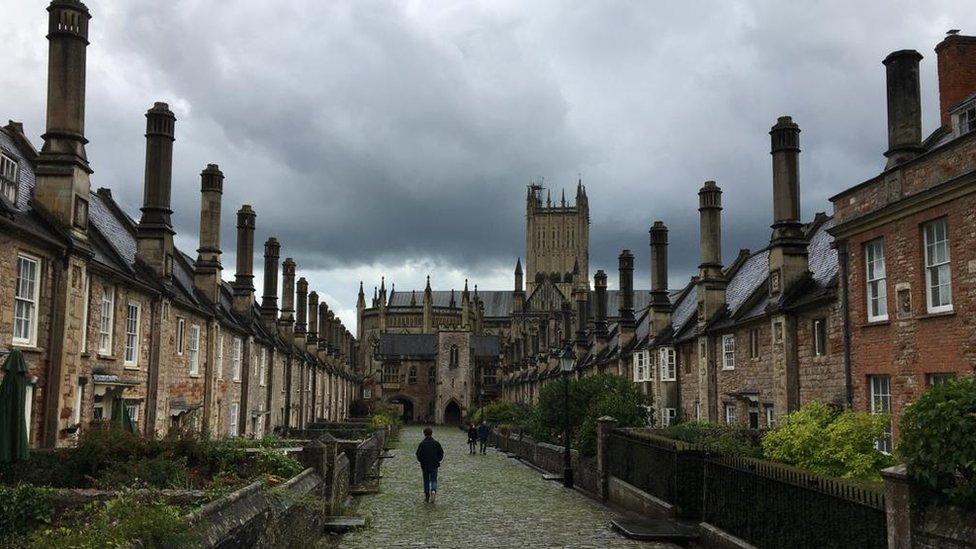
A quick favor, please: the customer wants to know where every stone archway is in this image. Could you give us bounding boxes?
[443,400,462,425]
[389,396,415,423]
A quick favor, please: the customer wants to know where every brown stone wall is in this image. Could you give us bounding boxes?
[714,319,776,428]
[153,303,210,437]
[212,327,244,437]
[674,339,700,422]
[436,330,472,422]
[795,302,847,408]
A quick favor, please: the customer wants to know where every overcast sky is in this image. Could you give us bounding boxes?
[4,1,974,329]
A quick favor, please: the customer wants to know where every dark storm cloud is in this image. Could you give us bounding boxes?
[4,0,975,325]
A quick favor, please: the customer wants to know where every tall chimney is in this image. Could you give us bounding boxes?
[769,116,810,296]
[883,50,924,168]
[307,291,319,346]
[194,164,223,302]
[260,237,280,325]
[936,34,976,129]
[594,270,609,344]
[697,181,726,324]
[618,250,635,348]
[296,277,308,336]
[232,205,256,315]
[318,303,330,359]
[280,258,296,340]
[35,0,93,233]
[649,221,671,334]
[135,102,177,277]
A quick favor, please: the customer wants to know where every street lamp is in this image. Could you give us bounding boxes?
[559,344,575,489]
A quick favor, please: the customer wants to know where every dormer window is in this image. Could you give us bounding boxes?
[953,99,976,136]
[0,151,18,204]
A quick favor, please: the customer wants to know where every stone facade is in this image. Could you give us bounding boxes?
[0,1,362,448]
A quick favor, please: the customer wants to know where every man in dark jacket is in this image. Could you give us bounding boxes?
[416,427,444,503]
[477,421,491,454]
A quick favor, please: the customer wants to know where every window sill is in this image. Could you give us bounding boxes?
[12,344,43,354]
[919,310,955,320]
[189,373,201,378]
[861,319,890,328]
[233,379,241,384]
[96,354,117,361]
[721,367,735,372]
[123,365,140,371]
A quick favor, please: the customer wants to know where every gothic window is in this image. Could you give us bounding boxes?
[383,363,399,384]
[428,366,436,385]
[483,366,496,385]
[408,366,417,384]
[449,345,459,369]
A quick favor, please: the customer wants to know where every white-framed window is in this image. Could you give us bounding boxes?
[865,238,888,321]
[695,401,701,421]
[126,403,139,430]
[663,408,676,427]
[188,325,200,375]
[81,274,91,353]
[72,378,84,427]
[633,350,648,382]
[98,284,115,354]
[765,405,775,428]
[927,372,955,387]
[721,334,735,370]
[956,101,976,136]
[216,330,224,380]
[749,328,760,359]
[259,347,268,387]
[124,302,141,366]
[232,337,242,382]
[228,402,239,437]
[923,219,952,313]
[725,403,737,425]
[0,151,19,204]
[812,318,827,357]
[14,254,40,346]
[659,347,676,381]
[869,375,892,454]
[176,318,186,355]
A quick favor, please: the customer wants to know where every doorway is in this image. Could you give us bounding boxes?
[443,400,462,425]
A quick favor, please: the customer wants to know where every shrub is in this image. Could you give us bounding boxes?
[662,421,761,457]
[0,485,54,545]
[30,492,195,548]
[762,401,892,480]
[529,374,647,456]
[471,401,531,427]
[899,376,976,507]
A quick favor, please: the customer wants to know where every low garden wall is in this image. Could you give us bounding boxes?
[489,430,599,497]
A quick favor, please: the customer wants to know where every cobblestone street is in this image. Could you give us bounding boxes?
[324,425,676,548]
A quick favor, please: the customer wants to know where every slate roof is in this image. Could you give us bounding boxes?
[725,250,769,317]
[471,335,501,357]
[378,333,438,357]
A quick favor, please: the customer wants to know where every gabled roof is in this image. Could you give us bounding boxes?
[378,333,438,357]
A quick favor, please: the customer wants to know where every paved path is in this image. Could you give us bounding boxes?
[324,425,675,548]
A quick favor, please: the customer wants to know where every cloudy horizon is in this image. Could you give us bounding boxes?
[4,1,974,329]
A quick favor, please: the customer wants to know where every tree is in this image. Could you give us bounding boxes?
[529,373,647,456]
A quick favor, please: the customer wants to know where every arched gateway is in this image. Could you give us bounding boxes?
[443,400,462,425]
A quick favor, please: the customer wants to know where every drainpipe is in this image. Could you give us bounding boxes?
[837,241,854,409]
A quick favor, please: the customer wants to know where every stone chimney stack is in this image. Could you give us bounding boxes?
[307,291,319,346]
[35,0,94,235]
[232,205,256,316]
[135,102,177,278]
[318,303,330,356]
[883,50,924,168]
[936,34,976,128]
[573,279,589,356]
[194,164,223,302]
[260,237,280,326]
[697,181,726,324]
[280,258,296,341]
[649,221,671,334]
[296,277,308,337]
[769,116,810,296]
[618,250,635,348]
[594,270,609,346]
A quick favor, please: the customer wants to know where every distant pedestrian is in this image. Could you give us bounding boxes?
[477,420,491,454]
[467,423,478,455]
[416,427,444,503]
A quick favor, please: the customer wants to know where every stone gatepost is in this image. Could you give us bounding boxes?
[300,434,340,511]
[881,464,912,549]
[596,416,618,500]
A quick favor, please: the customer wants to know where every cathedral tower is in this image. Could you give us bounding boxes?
[524,180,589,297]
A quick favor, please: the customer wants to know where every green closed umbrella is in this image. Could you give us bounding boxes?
[110,395,137,434]
[0,349,30,463]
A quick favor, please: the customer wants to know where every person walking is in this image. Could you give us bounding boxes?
[416,427,444,503]
[477,420,491,455]
[467,423,478,455]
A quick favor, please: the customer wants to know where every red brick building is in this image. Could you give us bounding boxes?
[829,33,976,449]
